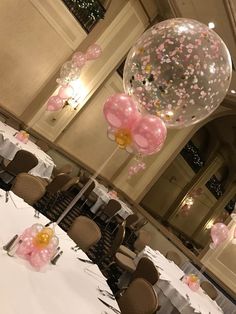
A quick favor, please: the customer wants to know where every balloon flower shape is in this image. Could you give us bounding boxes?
[103,93,167,153]
[103,93,167,176]
[15,130,30,144]
[16,224,59,270]
[210,223,229,249]
[182,274,200,292]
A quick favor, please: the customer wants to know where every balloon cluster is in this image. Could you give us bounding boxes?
[210,223,229,249]
[46,44,102,111]
[15,130,30,144]
[103,93,167,176]
[103,18,231,176]
[182,274,200,291]
[16,224,59,270]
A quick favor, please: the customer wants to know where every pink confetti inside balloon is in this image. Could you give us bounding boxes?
[103,93,140,129]
[123,18,232,128]
[210,223,229,248]
[46,95,63,111]
[86,44,102,60]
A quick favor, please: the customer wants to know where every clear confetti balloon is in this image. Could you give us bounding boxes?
[123,18,232,128]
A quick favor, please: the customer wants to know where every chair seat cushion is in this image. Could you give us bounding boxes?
[115,252,136,272]
[118,245,136,259]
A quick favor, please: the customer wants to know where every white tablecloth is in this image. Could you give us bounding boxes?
[136,247,223,314]
[0,189,120,314]
[182,261,236,314]
[91,182,133,219]
[0,121,55,179]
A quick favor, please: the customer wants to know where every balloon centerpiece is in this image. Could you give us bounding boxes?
[103,93,167,176]
[15,224,59,270]
[182,274,200,292]
[46,43,102,111]
[103,18,231,177]
[15,130,30,144]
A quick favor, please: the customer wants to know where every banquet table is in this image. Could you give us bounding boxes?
[135,246,223,314]
[90,180,134,219]
[0,121,55,179]
[0,188,120,314]
[181,261,236,314]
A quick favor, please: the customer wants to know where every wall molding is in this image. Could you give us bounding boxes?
[30,0,86,50]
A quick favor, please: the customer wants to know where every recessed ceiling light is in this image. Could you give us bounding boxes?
[231,89,236,94]
[208,22,215,29]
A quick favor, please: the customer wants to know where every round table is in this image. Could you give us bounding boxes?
[0,121,55,179]
[0,189,119,314]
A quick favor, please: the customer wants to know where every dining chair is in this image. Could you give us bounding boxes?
[132,257,159,285]
[113,213,139,235]
[67,216,101,252]
[52,163,73,177]
[200,281,218,300]
[61,176,80,192]
[46,173,72,194]
[117,278,159,314]
[93,199,121,229]
[126,217,148,243]
[118,229,152,259]
[117,257,160,298]
[11,173,46,205]
[165,251,182,267]
[0,150,38,184]
[36,139,50,152]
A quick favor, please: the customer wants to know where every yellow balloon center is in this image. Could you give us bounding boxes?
[115,129,132,149]
[34,227,54,248]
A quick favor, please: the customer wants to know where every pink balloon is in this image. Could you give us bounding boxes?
[189,281,200,292]
[210,223,229,247]
[58,85,74,99]
[103,93,140,129]
[132,115,167,155]
[46,96,63,111]
[16,236,35,258]
[72,51,87,68]
[86,44,102,60]
[29,249,51,270]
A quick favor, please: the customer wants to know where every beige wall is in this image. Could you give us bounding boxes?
[0,0,86,117]
[202,219,236,294]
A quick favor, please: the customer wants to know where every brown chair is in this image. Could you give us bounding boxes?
[200,281,218,300]
[61,176,79,192]
[101,222,136,274]
[0,150,38,183]
[36,139,50,152]
[165,251,182,267]
[132,257,159,285]
[46,174,72,194]
[94,199,121,229]
[11,173,46,205]
[117,278,159,314]
[126,217,148,242]
[67,216,101,252]
[126,214,139,228]
[118,230,151,259]
[53,164,73,177]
